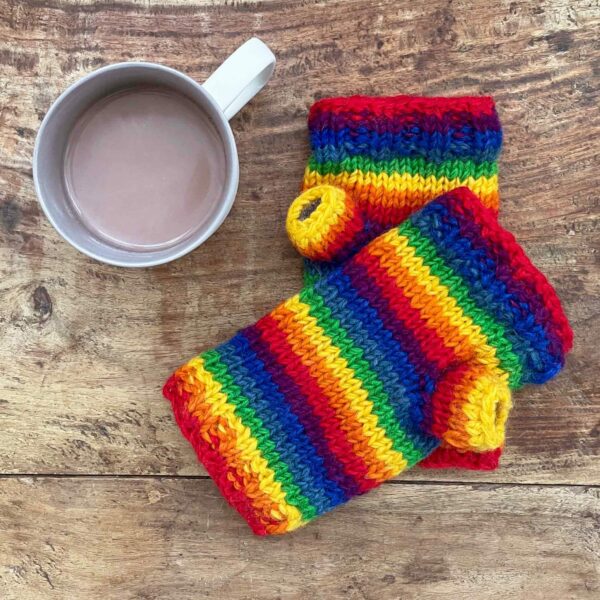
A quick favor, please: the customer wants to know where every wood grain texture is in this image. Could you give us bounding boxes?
[2,0,599,483]
[1,1,599,596]
[1,477,599,599]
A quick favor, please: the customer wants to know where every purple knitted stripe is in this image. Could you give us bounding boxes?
[308,110,502,135]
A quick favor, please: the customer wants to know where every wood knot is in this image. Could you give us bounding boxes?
[33,286,52,323]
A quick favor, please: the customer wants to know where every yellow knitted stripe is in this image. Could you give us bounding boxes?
[186,356,304,531]
[303,169,499,210]
[380,229,501,368]
[281,295,408,480]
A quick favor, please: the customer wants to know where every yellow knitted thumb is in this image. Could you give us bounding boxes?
[286,185,364,262]
[442,365,512,453]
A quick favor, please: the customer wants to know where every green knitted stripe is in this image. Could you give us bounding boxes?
[202,349,317,519]
[307,155,498,180]
[399,222,523,388]
[299,286,425,467]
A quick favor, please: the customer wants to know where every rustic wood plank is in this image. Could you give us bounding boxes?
[0,476,598,599]
[0,0,598,482]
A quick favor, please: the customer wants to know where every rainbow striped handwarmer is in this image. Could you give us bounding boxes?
[299,94,505,470]
[164,188,572,535]
[304,94,501,220]
[302,94,502,276]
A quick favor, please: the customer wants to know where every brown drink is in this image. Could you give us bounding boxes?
[64,87,227,250]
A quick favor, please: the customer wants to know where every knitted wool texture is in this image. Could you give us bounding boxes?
[302,94,502,277]
[164,188,572,535]
[299,94,505,470]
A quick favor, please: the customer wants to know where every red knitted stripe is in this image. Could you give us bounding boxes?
[255,313,378,495]
[420,446,502,470]
[354,245,460,374]
[425,361,473,441]
[316,196,366,262]
[309,95,497,120]
[358,193,416,233]
[163,375,270,535]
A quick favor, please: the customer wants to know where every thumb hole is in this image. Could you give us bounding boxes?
[286,185,363,262]
[444,365,512,453]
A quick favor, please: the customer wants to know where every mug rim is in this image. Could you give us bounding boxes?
[33,61,240,268]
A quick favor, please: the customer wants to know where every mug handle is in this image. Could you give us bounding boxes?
[203,37,276,121]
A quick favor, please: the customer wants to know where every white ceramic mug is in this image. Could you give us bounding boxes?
[33,38,276,267]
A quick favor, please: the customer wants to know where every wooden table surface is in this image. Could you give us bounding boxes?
[1,0,599,598]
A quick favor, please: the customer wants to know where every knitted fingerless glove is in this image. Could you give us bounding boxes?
[164,188,571,535]
[301,94,502,281]
[296,93,505,470]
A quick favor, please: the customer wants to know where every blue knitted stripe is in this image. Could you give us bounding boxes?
[242,325,360,500]
[216,334,343,515]
[310,127,502,164]
[314,270,438,459]
[339,259,440,438]
[410,202,561,385]
[424,199,566,367]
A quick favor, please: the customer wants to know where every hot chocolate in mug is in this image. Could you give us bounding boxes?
[33,38,276,267]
